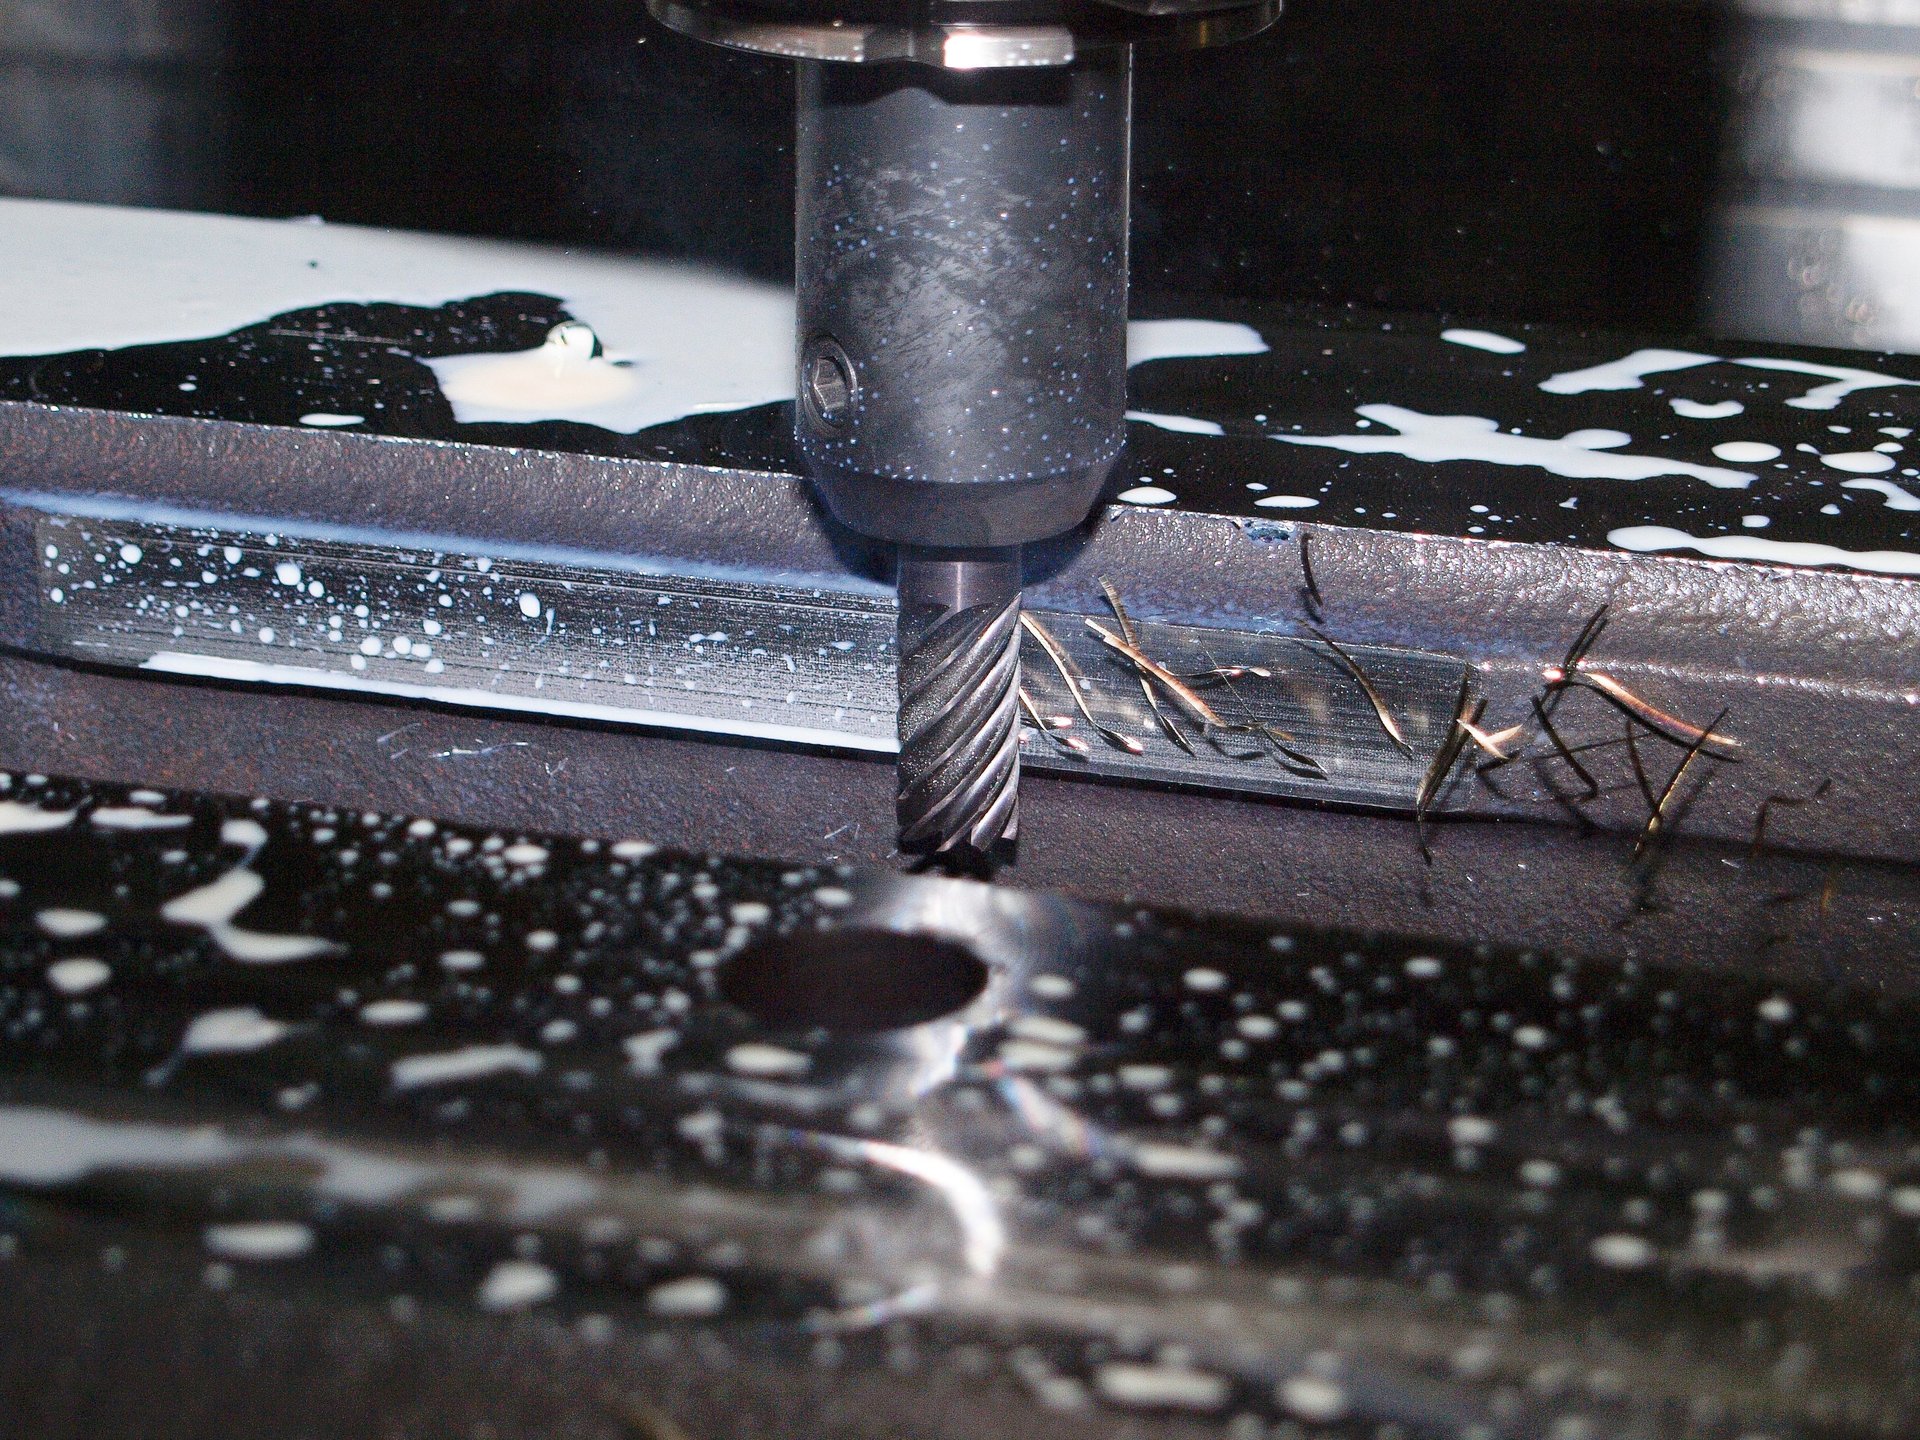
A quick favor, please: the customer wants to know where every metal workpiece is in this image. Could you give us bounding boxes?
[795,56,1130,548]
[0,415,1910,877]
[3,409,1919,867]
[3,246,1920,866]
[4,770,1920,1438]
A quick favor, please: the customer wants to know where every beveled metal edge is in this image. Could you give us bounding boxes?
[2,398,1917,862]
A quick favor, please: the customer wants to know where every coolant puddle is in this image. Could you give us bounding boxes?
[4,199,1920,578]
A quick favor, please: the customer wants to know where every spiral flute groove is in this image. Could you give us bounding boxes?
[894,585,1022,858]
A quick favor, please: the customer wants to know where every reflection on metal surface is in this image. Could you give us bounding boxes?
[32,514,1470,812]
[2,770,1920,1433]
[840,1137,1005,1278]
[35,513,901,751]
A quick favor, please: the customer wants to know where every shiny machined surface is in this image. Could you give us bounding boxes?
[2,768,1920,1436]
[21,512,1470,810]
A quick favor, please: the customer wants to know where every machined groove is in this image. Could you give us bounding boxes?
[26,516,1482,827]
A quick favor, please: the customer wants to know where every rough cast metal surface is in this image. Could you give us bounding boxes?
[2,769,1920,1438]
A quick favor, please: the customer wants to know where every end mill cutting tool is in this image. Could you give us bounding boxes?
[650,0,1277,861]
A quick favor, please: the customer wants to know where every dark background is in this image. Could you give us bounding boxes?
[3,0,1727,332]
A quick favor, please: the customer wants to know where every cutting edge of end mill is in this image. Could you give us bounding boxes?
[895,547,1025,861]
